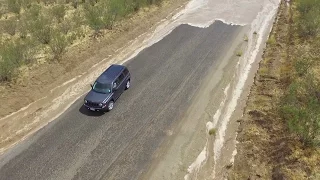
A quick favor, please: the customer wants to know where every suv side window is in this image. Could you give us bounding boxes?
[123,68,129,76]
[118,73,125,83]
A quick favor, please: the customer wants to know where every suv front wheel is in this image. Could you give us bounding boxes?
[107,101,114,112]
[125,80,130,90]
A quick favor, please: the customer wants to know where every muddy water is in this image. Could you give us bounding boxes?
[139,0,281,179]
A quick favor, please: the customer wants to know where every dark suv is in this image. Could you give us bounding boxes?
[84,64,131,112]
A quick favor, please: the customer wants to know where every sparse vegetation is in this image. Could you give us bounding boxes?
[0,0,166,82]
[209,128,216,136]
[236,51,242,57]
[266,34,276,45]
[244,35,248,42]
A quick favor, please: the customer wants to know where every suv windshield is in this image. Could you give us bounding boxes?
[92,82,111,94]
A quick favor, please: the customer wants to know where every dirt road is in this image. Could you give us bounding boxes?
[0,21,242,180]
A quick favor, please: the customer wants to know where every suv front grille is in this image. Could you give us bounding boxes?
[86,101,100,108]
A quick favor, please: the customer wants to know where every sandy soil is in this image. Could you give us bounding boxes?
[0,0,189,154]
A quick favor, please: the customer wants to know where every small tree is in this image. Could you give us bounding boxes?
[84,3,104,32]
[49,31,69,60]
[28,14,52,44]
[0,41,25,81]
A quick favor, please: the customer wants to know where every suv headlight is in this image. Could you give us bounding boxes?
[99,103,103,107]
[84,100,88,104]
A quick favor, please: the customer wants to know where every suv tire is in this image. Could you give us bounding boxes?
[125,80,130,90]
[107,101,114,112]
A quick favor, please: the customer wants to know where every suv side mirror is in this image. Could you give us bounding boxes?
[90,84,93,88]
[113,83,117,89]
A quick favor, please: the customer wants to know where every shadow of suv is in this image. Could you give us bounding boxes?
[83,64,131,112]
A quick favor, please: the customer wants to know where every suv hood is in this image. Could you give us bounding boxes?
[85,90,111,103]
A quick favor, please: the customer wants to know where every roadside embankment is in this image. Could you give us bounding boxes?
[229,0,320,179]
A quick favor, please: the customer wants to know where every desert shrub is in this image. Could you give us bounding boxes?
[107,0,128,21]
[296,0,320,37]
[71,0,79,8]
[51,4,66,23]
[87,0,99,6]
[3,18,17,36]
[43,0,57,6]
[84,0,163,32]
[209,128,216,136]
[0,41,25,81]
[296,0,318,15]
[84,1,114,31]
[84,3,105,31]
[267,34,276,45]
[26,3,42,18]
[297,8,320,37]
[280,76,320,145]
[59,20,72,34]
[7,0,22,14]
[101,0,128,30]
[0,4,7,19]
[17,20,28,39]
[20,0,33,9]
[236,51,243,57]
[49,30,69,60]
[27,13,52,44]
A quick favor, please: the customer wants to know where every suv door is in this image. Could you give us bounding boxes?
[112,72,126,100]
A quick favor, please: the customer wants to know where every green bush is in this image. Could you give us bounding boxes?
[280,76,320,146]
[209,128,216,136]
[3,18,17,36]
[297,8,320,37]
[43,0,58,6]
[59,20,72,35]
[296,0,318,15]
[17,20,28,39]
[0,41,25,81]
[27,14,52,44]
[51,4,66,23]
[7,0,21,14]
[106,0,128,28]
[296,0,320,37]
[84,3,105,32]
[84,0,164,32]
[26,3,41,18]
[0,6,6,19]
[49,31,69,60]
